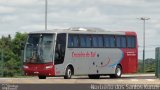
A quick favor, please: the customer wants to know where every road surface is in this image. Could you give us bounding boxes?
[0,74,159,84]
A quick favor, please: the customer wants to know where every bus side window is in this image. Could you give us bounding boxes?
[121,36,127,48]
[68,34,73,48]
[110,36,115,48]
[116,36,127,48]
[104,35,115,48]
[116,36,121,48]
[131,37,136,48]
[80,34,86,47]
[127,36,136,48]
[104,35,110,48]
[73,35,79,47]
[86,35,92,47]
[97,35,103,47]
[92,35,104,48]
[92,35,98,47]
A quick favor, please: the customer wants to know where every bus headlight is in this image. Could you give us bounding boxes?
[45,65,53,69]
[23,65,29,69]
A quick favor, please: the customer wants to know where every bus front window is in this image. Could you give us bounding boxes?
[24,34,54,63]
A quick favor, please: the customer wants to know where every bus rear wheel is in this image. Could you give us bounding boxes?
[110,65,122,78]
[38,76,46,79]
[88,75,100,79]
[64,67,72,79]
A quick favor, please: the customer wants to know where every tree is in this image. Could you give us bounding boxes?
[0,32,27,77]
[12,32,27,56]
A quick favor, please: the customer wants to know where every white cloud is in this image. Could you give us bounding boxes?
[93,0,147,7]
[0,0,39,5]
[0,0,82,7]
[0,6,16,13]
[154,23,160,28]
[47,6,110,24]
[20,24,44,31]
[19,24,70,31]
[0,15,17,23]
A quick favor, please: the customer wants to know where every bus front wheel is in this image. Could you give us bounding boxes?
[64,67,72,79]
[110,65,122,78]
[38,76,46,79]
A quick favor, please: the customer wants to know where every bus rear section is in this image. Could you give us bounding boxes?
[120,32,138,74]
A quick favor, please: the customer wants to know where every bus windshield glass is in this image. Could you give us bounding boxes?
[24,34,54,63]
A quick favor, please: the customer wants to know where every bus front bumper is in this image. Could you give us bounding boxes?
[23,63,55,76]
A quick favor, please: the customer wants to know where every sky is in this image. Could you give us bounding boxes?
[0,0,160,59]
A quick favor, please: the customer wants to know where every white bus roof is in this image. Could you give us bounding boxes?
[29,27,136,35]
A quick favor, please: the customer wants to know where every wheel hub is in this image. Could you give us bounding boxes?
[68,69,71,77]
[117,68,121,76]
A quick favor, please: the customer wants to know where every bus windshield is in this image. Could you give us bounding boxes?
[24,34,54,63]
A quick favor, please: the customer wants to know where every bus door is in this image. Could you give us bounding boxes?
[54,33,66,75]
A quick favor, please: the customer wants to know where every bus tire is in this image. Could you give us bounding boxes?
[110,65,122,78]
[88,75,100,79]
[38,76,46,79]
[64,66,72,79]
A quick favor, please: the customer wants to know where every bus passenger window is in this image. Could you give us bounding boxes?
[97,35,103,47]
[127,36,136,48]
[104,36,110,48]
[86,35,91,47]
[73,35,79,47]
[116,36,121,48]
[68,34,79,48]
[121,36,126,48]
[68,35,73,47]
[116,36,127,48]
[92,35,103,48]
[104,35,115,48]
[80,35,86,47]
[110,36,115,48]
[92,35,98,47]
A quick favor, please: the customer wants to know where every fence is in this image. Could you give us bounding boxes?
[155,47,160,78]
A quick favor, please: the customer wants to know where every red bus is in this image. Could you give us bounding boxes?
[23,27,138,79]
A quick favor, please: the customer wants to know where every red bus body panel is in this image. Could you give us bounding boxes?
[120,49,138,73]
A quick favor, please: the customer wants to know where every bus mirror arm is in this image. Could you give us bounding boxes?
[57,44,64,59]
[58,44,61,51]
[55,52,59,60]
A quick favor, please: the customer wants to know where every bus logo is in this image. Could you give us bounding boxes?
[72,51,96,58]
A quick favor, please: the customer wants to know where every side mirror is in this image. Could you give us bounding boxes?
[20,42,25,50]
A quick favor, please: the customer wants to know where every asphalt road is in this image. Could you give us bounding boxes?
[0,74,159,84]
